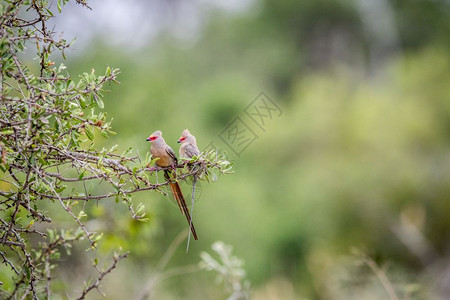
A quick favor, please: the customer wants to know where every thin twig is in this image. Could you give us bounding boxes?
[76,252,128,300]
[360,253,400,300]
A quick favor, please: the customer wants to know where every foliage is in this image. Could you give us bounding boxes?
[0,1,232,298]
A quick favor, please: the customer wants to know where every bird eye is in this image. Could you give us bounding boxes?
[151,136,157,141]
[180,137,186,141]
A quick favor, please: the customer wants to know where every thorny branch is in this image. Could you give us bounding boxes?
[76,252,129,300]
[0,0,232,298]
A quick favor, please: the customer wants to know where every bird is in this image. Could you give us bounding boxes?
[146,130,198,240]
[178,129,200,159]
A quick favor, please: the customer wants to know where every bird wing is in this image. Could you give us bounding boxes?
[184,144,200,158]
[165,145,178,164]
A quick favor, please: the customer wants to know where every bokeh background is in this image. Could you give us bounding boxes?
[36,0,450,298]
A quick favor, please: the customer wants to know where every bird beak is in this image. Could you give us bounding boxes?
[177,139,181,143]
[146,137,151,141]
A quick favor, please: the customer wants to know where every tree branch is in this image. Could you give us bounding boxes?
[76,252,128,300]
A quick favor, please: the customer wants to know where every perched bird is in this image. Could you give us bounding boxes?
[178,129,200,158]
[146,130,198,240]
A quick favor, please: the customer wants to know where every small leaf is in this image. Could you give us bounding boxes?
[94,233,103,242]
[24,265,30,280]
[121,147,133,157]
[55,185,66,193]
[136,203,145,215]
[27,220,35,229]
[79,95,86,109]
[85,127,94,140]
[77,210,87,220]
[40,116,49,124]
[110,144,118,152]
[48,230,54,242]
[0,129,14,135]
[97,98,104,109]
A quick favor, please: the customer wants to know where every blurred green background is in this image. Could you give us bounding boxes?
[31,0,450,298]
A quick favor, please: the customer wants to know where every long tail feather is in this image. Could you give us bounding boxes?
[172,181,198,240]
[165,170,183,214]
[169,182,184,214]
[165,170,198,240]
[186,177,197,252]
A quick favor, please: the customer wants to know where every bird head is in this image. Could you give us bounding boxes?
[146,130,162,142]
[177,129,191,143]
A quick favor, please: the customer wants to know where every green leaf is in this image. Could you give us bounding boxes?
[55,185,66,193]
[0,129,14,135]
[136,203,145,215]
[85,127,94,141]
[77,210,87,220]
[45,7,53,16]
[27,219,35,228]
[48,229,54,242]
[79,95,86,109]
[94,233,103,242]
[24,265,30,280]
[121,147,133,157]
[96,96,104,109]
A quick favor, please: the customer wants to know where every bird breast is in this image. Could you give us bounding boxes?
[151,146,173,167]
